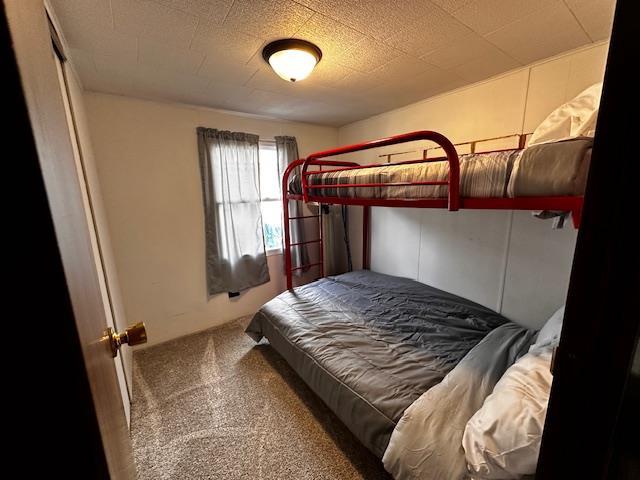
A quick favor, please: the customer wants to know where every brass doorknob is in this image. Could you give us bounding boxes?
[107,322,147,358]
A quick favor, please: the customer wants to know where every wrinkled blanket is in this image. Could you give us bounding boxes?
[246,270,509,457]
[383,322,536,480]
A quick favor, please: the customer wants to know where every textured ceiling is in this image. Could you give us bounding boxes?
[50,0,616,126]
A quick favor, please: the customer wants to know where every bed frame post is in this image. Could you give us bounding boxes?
[571,200,583,229]
[362,206,370,270]
[318,203,325,278]
[283,160,306,291]
[283,189,293,290]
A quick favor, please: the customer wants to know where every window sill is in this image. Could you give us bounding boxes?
[266,248,283,257]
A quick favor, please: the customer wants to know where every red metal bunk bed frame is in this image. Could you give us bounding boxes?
[282,130,584,289]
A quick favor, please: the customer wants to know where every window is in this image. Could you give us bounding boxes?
[259,141,283,252]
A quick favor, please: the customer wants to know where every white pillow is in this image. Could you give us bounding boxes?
[462,347,553,479]
[529,82,602,146]
[531,305,565,352]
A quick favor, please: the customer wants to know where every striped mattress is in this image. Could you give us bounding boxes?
[289,144,591,200]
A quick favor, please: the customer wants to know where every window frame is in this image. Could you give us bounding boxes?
[258,139,283,256]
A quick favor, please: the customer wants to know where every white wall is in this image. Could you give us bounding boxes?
[339,43,609,329]
[84,94,338,346]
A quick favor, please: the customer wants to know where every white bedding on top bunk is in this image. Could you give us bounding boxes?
[528,82,602,146]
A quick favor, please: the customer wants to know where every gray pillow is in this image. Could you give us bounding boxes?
[531,306,565,351]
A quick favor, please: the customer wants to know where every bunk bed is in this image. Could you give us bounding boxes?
[280,130,587,288]
[246,129,587,476]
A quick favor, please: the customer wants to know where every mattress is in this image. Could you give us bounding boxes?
[245,270,509,457]
[289,139,592,200]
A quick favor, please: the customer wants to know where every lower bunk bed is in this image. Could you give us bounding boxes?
[246,270,537,478]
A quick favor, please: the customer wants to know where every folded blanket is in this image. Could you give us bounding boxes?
[507,138,592,197]
[382,322,536,480]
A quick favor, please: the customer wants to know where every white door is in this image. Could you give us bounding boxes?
[53,45,133,424]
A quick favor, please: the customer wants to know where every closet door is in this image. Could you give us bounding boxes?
[52,43,133,426]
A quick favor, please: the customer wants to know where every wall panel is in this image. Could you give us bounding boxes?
[340,43,608,328]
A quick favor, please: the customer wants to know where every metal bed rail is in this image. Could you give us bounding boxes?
[300,130,461,211]
[281,130,584,290]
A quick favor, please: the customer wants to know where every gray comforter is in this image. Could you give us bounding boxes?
[246,270,516,458]
[383,322,536,479]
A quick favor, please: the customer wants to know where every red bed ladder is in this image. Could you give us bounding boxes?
[282,159,372,290]
[283,197,370,291]
[282,159,324,290]
[284,208,324,288]
[283,153,374,290]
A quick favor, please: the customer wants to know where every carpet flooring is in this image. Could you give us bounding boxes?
[131,317,392,480]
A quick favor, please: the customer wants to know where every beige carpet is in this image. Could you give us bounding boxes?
[131,317,392,479]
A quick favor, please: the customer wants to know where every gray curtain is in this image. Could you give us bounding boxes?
[275,136,310,274]
[323,206,351,275]
[197,128,270,296]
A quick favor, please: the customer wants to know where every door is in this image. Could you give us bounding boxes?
[50,16,133,426]
[4,0,136,477]
[536,0,639,478]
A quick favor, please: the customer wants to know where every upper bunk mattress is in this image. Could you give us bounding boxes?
[289,139,591,200]
[245,270,510,457]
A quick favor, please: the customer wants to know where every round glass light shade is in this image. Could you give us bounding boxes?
[267,48,318,82]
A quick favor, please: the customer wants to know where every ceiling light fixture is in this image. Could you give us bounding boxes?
[262,39,322,83]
